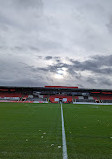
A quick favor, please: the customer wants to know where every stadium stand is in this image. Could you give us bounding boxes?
[49,95,73,103]
[25,97,46,102]
[99,95,112,100]
[76,99,96,103]
[0,92,22,97]
[78,96,84,99]
[0,86,112,104]
[0,92,22,101]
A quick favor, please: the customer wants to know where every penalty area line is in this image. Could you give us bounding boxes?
[61,103,68,159]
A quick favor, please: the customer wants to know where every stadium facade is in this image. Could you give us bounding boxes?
[0,86,112,104]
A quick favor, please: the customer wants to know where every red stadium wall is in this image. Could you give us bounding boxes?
[45,86,78,89]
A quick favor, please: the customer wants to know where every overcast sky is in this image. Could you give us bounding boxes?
[0,0,112,89]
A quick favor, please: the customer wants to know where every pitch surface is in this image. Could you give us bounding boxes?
[0,103,62,159]
[63,104,112,159]
[0,103,112,159]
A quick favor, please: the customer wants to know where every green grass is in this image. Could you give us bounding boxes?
[0,103,62,159]
[0,103,112,159]
[63,104,112,159]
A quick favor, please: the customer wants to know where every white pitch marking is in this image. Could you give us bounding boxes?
[61,103,68,159]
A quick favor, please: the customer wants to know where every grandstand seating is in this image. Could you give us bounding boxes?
[0,92,22,97]
[78,96,84,99]
[49,95,73,103]
[74,96,79,99]
[0,92,30,101]
[0,92,23,101]
[93,96,98,100]
[93,95,112,101]
[76,99,95,103]
[25,98,46,102]
[0,88,112,104]
[88,96,94,100]
[75,95,112,103]
[99,95,112,100]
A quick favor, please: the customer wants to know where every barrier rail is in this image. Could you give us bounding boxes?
[73,102,112,105]
[0,100,48,103]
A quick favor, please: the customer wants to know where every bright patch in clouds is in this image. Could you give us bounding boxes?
[54,68,67,79]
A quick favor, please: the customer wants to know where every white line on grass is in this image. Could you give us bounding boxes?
[61,103,68,159]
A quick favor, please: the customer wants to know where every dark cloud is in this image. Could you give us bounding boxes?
[44,56,61,63]
[69,55,112,74]
[53,56,61,63]
[45,56,53,60]
[34,54,112,88]
[37,55,112,78]
[0,54,112,88]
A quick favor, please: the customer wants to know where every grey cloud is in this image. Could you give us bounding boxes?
[106,15,112,33]
[45,56,53,60]
[29,46,40,51]
[87,77,97,85]
[6,55,111,79]
[69,55,112,74]
[38,68,48,72]
[44,56,61,63]
[0,0,112,89]
[69,60,98,72]
[99,78,112,86]
[53,56,61,63]
[37,56,43,59]
[0,78,47,87]
[0,54,112,89]
[13,0,43,9]
[13,46,25,51]
[0,58,52,87]
[0,0,112,59]
[0,12,12,27]
[55,59,60,63]
[35,54,112,89]
[92,55,112,66]
[47,56,61,62]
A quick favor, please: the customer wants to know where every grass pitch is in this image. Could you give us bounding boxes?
[0,103,112,159]
[0,103,62,159]
[63,104,112,159]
